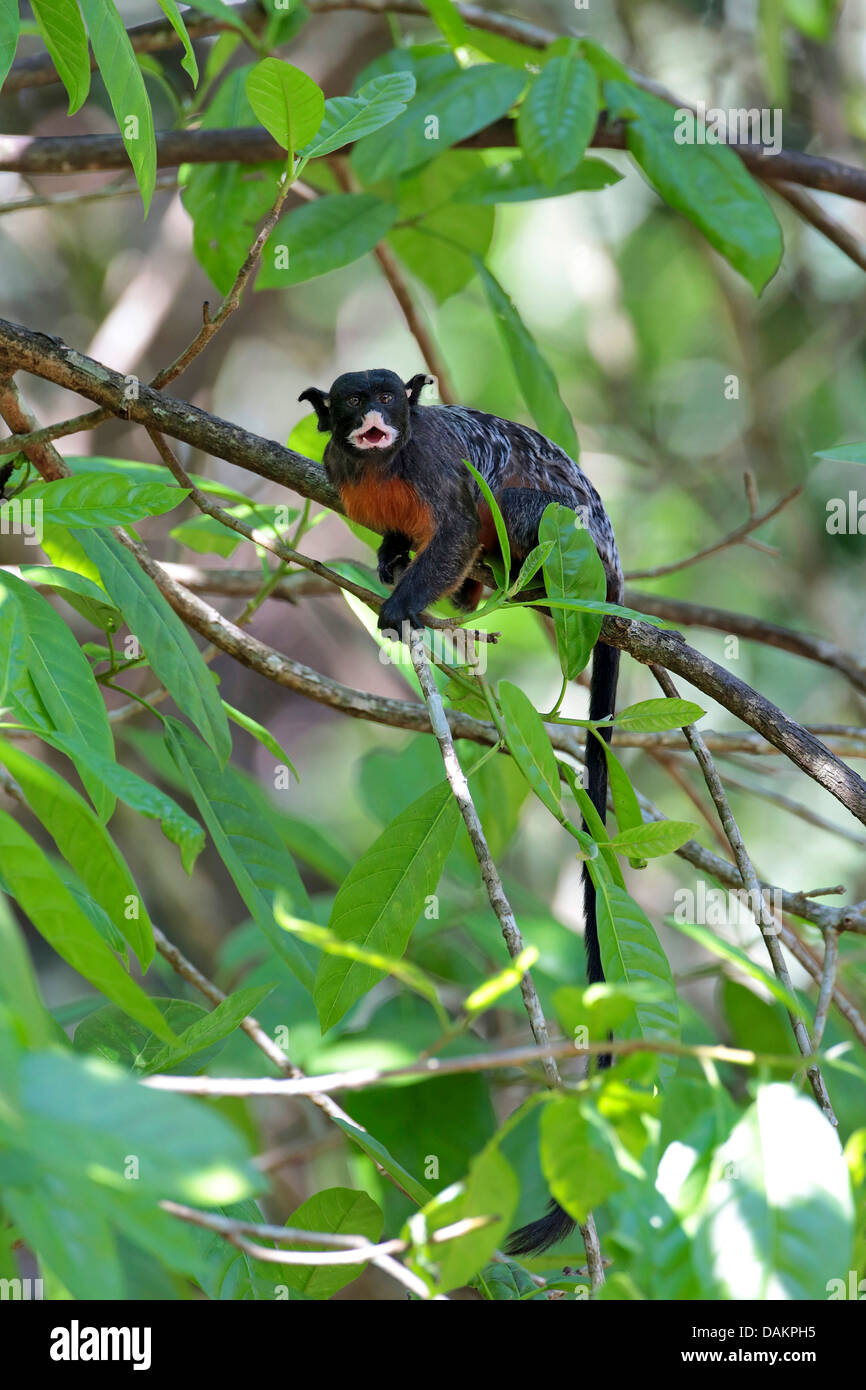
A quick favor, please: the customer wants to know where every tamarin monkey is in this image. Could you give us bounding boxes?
[299,368,623,1255]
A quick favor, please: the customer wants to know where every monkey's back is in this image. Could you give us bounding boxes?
[408,404,621,584]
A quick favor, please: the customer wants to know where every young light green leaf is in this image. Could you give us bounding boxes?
[0,571,115,820]
[18,565,121,633]
[475,259,580,460]
[589,867,680,1082]
[518,54,599,186]
[613,697,705,732]
[31,0,90,113]
[245,57,324,155]
[507,539,554,596]
[605,81,783,294]
[814,443,866,465]
[0,739,155,969]
[72,530,231,767]
[15,474,187,526]
[78,0,157,212]
[155,0,198,84]
[606,819,699,859]
[422,0,471,49]
[303,71,416,158]
[258,193,397,288]
[164,719,315,992]
[539,502,606,679]
[0,893,60,1050]
[277,905,446,1026]
[315,781,460,1031]
[0,810,176,1044]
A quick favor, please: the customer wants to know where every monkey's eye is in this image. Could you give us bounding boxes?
[346,395,361,407]
[378,392,393,404]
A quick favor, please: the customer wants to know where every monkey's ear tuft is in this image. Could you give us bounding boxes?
[298,387,332,432]
[405,374,434,406]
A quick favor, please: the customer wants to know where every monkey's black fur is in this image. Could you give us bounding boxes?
[300,369,623,1257]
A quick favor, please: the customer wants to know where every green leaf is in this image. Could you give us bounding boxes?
[0,571,115,820]
[539,502,606,679]
[74,999,216,1070]
[245,57,324,155]
[14,473,187,526]
[434,1144,519,1289]
[30,0,90,113]
[155,0,198,84]
[223,702,299,781]
[463,456,510,578]
[606,820,699,859]
[612,697,705,732]
[280,1187,383,1299]
[498,680,561,818]
[0,893,59,1049]
[29,728,205,875]
[694,1084,853,1298]
[0,810,176,1044]
[304,72,416,158]
[332,1117,433,1207]
[540,1093,623,1223]
[589,869,679,1082]
[78,0,157,212]
[475,259,580,460]
[181,66,283,294]
[0,579,28,707]
[454,154,622,204]
[667,919,805,1018]
[518,55,599,186]
[815,442,866,465]
[315,781,460,1031]
[389,151,494,302]
[18,565,121,632]
[72,530,231,767]
[0,0,19,90]
[422,0,471,49]
[164,719,316,992]
[604,82,783,294]
[0,739,155,969]
[145,983,274,1075]
[351,63,526,183]
[258,193,397,288]
[15,1047,261,1205]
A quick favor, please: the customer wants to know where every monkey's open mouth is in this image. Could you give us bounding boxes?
[349,412,398,450]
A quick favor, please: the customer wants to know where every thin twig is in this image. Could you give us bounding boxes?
[625,485,802,581]
[406,630,605,1290]
[813,930,840,1046]
[650,665,837,1127]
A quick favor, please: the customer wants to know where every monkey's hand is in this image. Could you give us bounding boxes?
[377,591,424,636]
[377,530,412,586]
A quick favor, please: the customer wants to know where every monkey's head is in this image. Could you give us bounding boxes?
[298,369,433,458]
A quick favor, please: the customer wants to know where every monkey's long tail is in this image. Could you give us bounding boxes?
[504,625,621,1259]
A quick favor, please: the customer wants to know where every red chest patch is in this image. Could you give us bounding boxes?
[341,475,435,550]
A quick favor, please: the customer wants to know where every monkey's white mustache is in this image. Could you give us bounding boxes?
[349,411,398,450]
